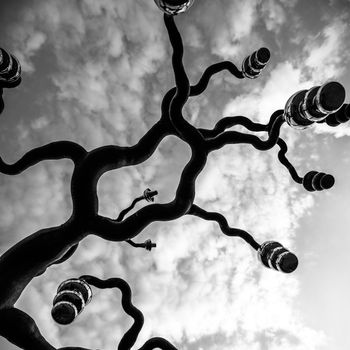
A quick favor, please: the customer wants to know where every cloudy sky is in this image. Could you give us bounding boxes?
[1,0,350,349]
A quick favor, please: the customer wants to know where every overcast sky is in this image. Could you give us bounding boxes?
[1,0,350,349]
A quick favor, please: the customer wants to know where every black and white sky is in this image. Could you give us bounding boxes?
[1,0,350,349]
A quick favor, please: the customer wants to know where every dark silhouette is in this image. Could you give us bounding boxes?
[0,5,347,349]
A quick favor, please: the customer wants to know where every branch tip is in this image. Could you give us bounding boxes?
[143,188,158,202]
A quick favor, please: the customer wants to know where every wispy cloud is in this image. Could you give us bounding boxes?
[304,18,350,82]
[0,1,346,350]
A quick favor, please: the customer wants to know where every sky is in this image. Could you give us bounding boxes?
[1,0,350,349]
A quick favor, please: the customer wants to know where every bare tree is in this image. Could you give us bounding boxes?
[0,2,349,349]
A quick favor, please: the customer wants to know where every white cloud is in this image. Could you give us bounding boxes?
[304,19,349,82]
[261,0,287,32]
[0,1,338,350]
[314,121,350,137]
[223,61,311,123]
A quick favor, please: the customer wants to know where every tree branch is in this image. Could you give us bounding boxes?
[79,275,144,350]
[88,15,214,241]
[0,141,86,175]
[162,59,244,133]
[35,243,80,277]
[164,15,205,148]
[198,108,283,140]
[92,140,208,242]
[0,307,56,350]
[117,196,145,222]
[187,204,260,250]
[138,337,178,350]
[276,138,303,184]
[198,116,267,139]
[0,222,80,309]
[206,112,285,152]
[191,61,244,96]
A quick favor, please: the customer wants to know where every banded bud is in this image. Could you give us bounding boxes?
[284,82,346,129]
[258,241,298,273]
[52,278,92,325]
[302,171,335,192]
[143,188,158,202]
[324,104,350,127]
[0,48,21,88]
[242,47,270,79]
[154,0,195,15]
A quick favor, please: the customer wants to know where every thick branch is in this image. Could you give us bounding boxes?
[162,59,244,122]
[92,145,207,241]
[89,15,216,241]
[188,204,260,250]
[0,307,56,350]
[0,222,80,309]
[164,15,205,148]
[162,59,244,130]
[35,243,80,277]
[69,120,169,217]
[0,141,86,175]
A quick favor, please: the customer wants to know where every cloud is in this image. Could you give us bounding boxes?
[0,1,339,350]
[260,0,299,33]
[260,0,287,32]
[223,61,311,123]
[187,0,262,59]
[303,18,349,82]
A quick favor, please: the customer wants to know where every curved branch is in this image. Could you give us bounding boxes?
[162,59,244,129]
[198,116,267,139]
[206,113,285,152]
[0,307,56,350]
[276,138,303,184]
[126,239,156,251]
[79,275,144,350]
[90,15,213,241]
[116,196,145,222]
[52,243,79,266]
[191,61,244,96]
[69,121,170,218]
[138,337,178,350]
[0,222,80,309]
[114,191,158,250]
[0,141,86,175]
[164,15,205,148]
[188,204,260,250]
[198,108,283,141]
[267,110,284,132]
[58,348,93,350]
[164,14,190,108]
[35,243,80,277]
[92,136,208,241]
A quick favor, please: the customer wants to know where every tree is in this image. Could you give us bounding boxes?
[0,1,349,349]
